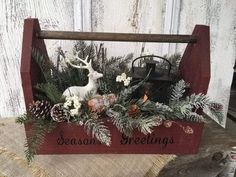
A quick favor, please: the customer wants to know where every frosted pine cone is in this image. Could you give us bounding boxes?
[28,100,52,119]
[209,102,223,111]
[50,103,70,122]
[163,120,173,128]
[183,126,194,134]
[87,94,117,113]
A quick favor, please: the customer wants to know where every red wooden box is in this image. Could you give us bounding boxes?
[20,18,210,154]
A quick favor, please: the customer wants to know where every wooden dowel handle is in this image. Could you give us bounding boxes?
[37,31,197,43]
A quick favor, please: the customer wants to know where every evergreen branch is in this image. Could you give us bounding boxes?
[207,102,224,124]
[34,83,62,104]
[113,104,127,111]
[186,93,209,109]
[23,118,57,163]
[32,48,54,82]
[16,114,32,124]
[84,118,111,146]
[155,102,173,114]
[179,103,193,116]
[170,100,204,121]
[140,100,157,113]
[185,112,205,122]
[24,119,47,163]
[136,116,161,135]
[106,109,133,136]
[47,120,57,133]
[170,79,189,102]
[118,70,151,103]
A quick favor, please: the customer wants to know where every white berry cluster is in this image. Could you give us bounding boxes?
[63,96,82,116]
[116,73,132,86]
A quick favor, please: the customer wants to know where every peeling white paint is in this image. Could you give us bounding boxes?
[0,0,74,118]
[175,0,236,126]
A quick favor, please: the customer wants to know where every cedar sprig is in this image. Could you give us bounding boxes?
[24,119,57,163]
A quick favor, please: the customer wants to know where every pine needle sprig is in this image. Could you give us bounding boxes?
[117,70,151,104]
[16,114,33,124]
[186,93,209,109]
[106,109,133,137]
[34,83,62,104]
[24,119,57,163]
[136,116,162,135]
[207,102,224,124]
[170,79,189,102]
[24,119,46,163]
[31,48,54,83]
[155,102,173,114]
[84,118,111,146]
[185,112,205,122]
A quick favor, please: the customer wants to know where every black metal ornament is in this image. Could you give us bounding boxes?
[131,55,173,103]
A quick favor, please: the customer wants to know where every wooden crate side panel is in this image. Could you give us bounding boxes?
[180,25,210,95]
[20,18,49,108]
[25,121,204,154]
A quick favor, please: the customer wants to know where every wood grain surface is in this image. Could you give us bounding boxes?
[0,117,235,177]
[0,0,74,118]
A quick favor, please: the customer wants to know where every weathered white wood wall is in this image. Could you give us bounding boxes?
[175,0,236,126]
[0,0,74,117]
[0,0,235,127]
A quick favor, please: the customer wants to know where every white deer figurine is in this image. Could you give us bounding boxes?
[62,54,103,99]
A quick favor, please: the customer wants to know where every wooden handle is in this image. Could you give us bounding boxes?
[37,31,197,43]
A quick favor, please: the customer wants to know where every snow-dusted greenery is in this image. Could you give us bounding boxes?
[17,43,223,163]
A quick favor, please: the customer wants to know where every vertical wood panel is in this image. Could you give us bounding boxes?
[0,0,74,118]
[162,0,182,56]
[176,0,236,126]
[88,0,166,58]
[74,0,92,31]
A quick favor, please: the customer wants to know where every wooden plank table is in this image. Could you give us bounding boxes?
[0,117,235,177]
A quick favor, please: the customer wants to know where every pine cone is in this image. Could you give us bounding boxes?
[87,94,117,113]
[128,104,140,118]
[28,100,52,119]
[163,120,173,128]
[183,126,194,134]
[50,103,70,122]
[209,102,223,111]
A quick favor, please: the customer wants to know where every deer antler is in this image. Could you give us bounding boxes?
[66,53,93,70]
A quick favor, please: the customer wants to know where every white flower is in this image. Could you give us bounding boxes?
[63,103,69,109]
[79,121,83,126]
[116,75,122,82]
[65,96,72,101]
[64,95,82,110]
[127,77,132,81]
[116,73,132,86]
[121,73,127,80]
[70,108,79,116]
[63,99,72,109]
[71,95,79,101]
[123,79,130,86]
[74,99,79,104]
[74,102,81,109]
